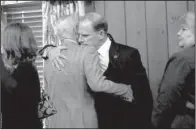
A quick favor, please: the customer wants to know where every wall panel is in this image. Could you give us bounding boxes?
[167,1,187,57]
[94,1,105,17]
[125,1,148,76]
[105,1,126,45]
[188,1,195,12]
[145,1,169,99]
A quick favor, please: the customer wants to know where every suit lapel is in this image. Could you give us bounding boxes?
[107,34,123,70]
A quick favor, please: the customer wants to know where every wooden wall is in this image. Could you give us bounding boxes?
[86,1,195,100]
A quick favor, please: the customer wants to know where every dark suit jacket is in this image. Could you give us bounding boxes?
[152,45,195,129]
[93,34,153,128]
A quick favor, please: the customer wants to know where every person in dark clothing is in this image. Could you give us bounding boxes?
[1,6,17,94]
[1,54,17,93]
[1,23,42,129]
[92,33,153,129]
[39,12,153,128]
[152,12,195,129]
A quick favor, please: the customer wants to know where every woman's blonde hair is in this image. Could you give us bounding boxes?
[3,23,37,71]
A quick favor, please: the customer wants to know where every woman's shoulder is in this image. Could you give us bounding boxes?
[12,62,38,80]
[17,62,36,71]
[172,46,194,58]
[171,46,195,66]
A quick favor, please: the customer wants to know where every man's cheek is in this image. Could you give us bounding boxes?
[82,41,91,45]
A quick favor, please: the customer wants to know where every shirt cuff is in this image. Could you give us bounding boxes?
[42,47,50,58]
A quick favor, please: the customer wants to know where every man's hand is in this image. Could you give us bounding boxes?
[121,85,134,102]
[48,46,67,70]
[186,101,195,110]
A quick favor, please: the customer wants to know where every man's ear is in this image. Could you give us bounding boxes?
[99,30,105,40]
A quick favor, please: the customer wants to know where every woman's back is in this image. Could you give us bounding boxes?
[2,62,42,128]
[1,22,42,128]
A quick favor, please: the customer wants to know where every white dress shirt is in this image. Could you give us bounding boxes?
[97,38,112,72]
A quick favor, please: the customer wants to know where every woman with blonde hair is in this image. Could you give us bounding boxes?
[152,12,195,128]
[1,23,42,128]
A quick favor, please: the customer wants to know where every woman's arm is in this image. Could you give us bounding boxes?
[152,56,191,128]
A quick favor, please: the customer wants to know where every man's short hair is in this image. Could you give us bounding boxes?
[79,12,108,33]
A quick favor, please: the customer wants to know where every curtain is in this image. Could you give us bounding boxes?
[42,1,85,46]
[1,7,7,54]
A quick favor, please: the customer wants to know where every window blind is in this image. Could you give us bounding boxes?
[3,1,44,88]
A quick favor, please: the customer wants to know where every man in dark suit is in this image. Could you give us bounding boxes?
[39,12,153,128]
[93,34,153,128]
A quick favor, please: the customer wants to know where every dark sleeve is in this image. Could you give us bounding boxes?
[0,55,17,89]
[38,44,56,60]
[126,49,153,126]
[12,63,41,118]
[152,56,191,128]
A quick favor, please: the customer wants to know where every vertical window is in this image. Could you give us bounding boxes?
[3,1,44,88]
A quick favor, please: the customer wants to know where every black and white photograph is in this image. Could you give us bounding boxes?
[1,0,195,129]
